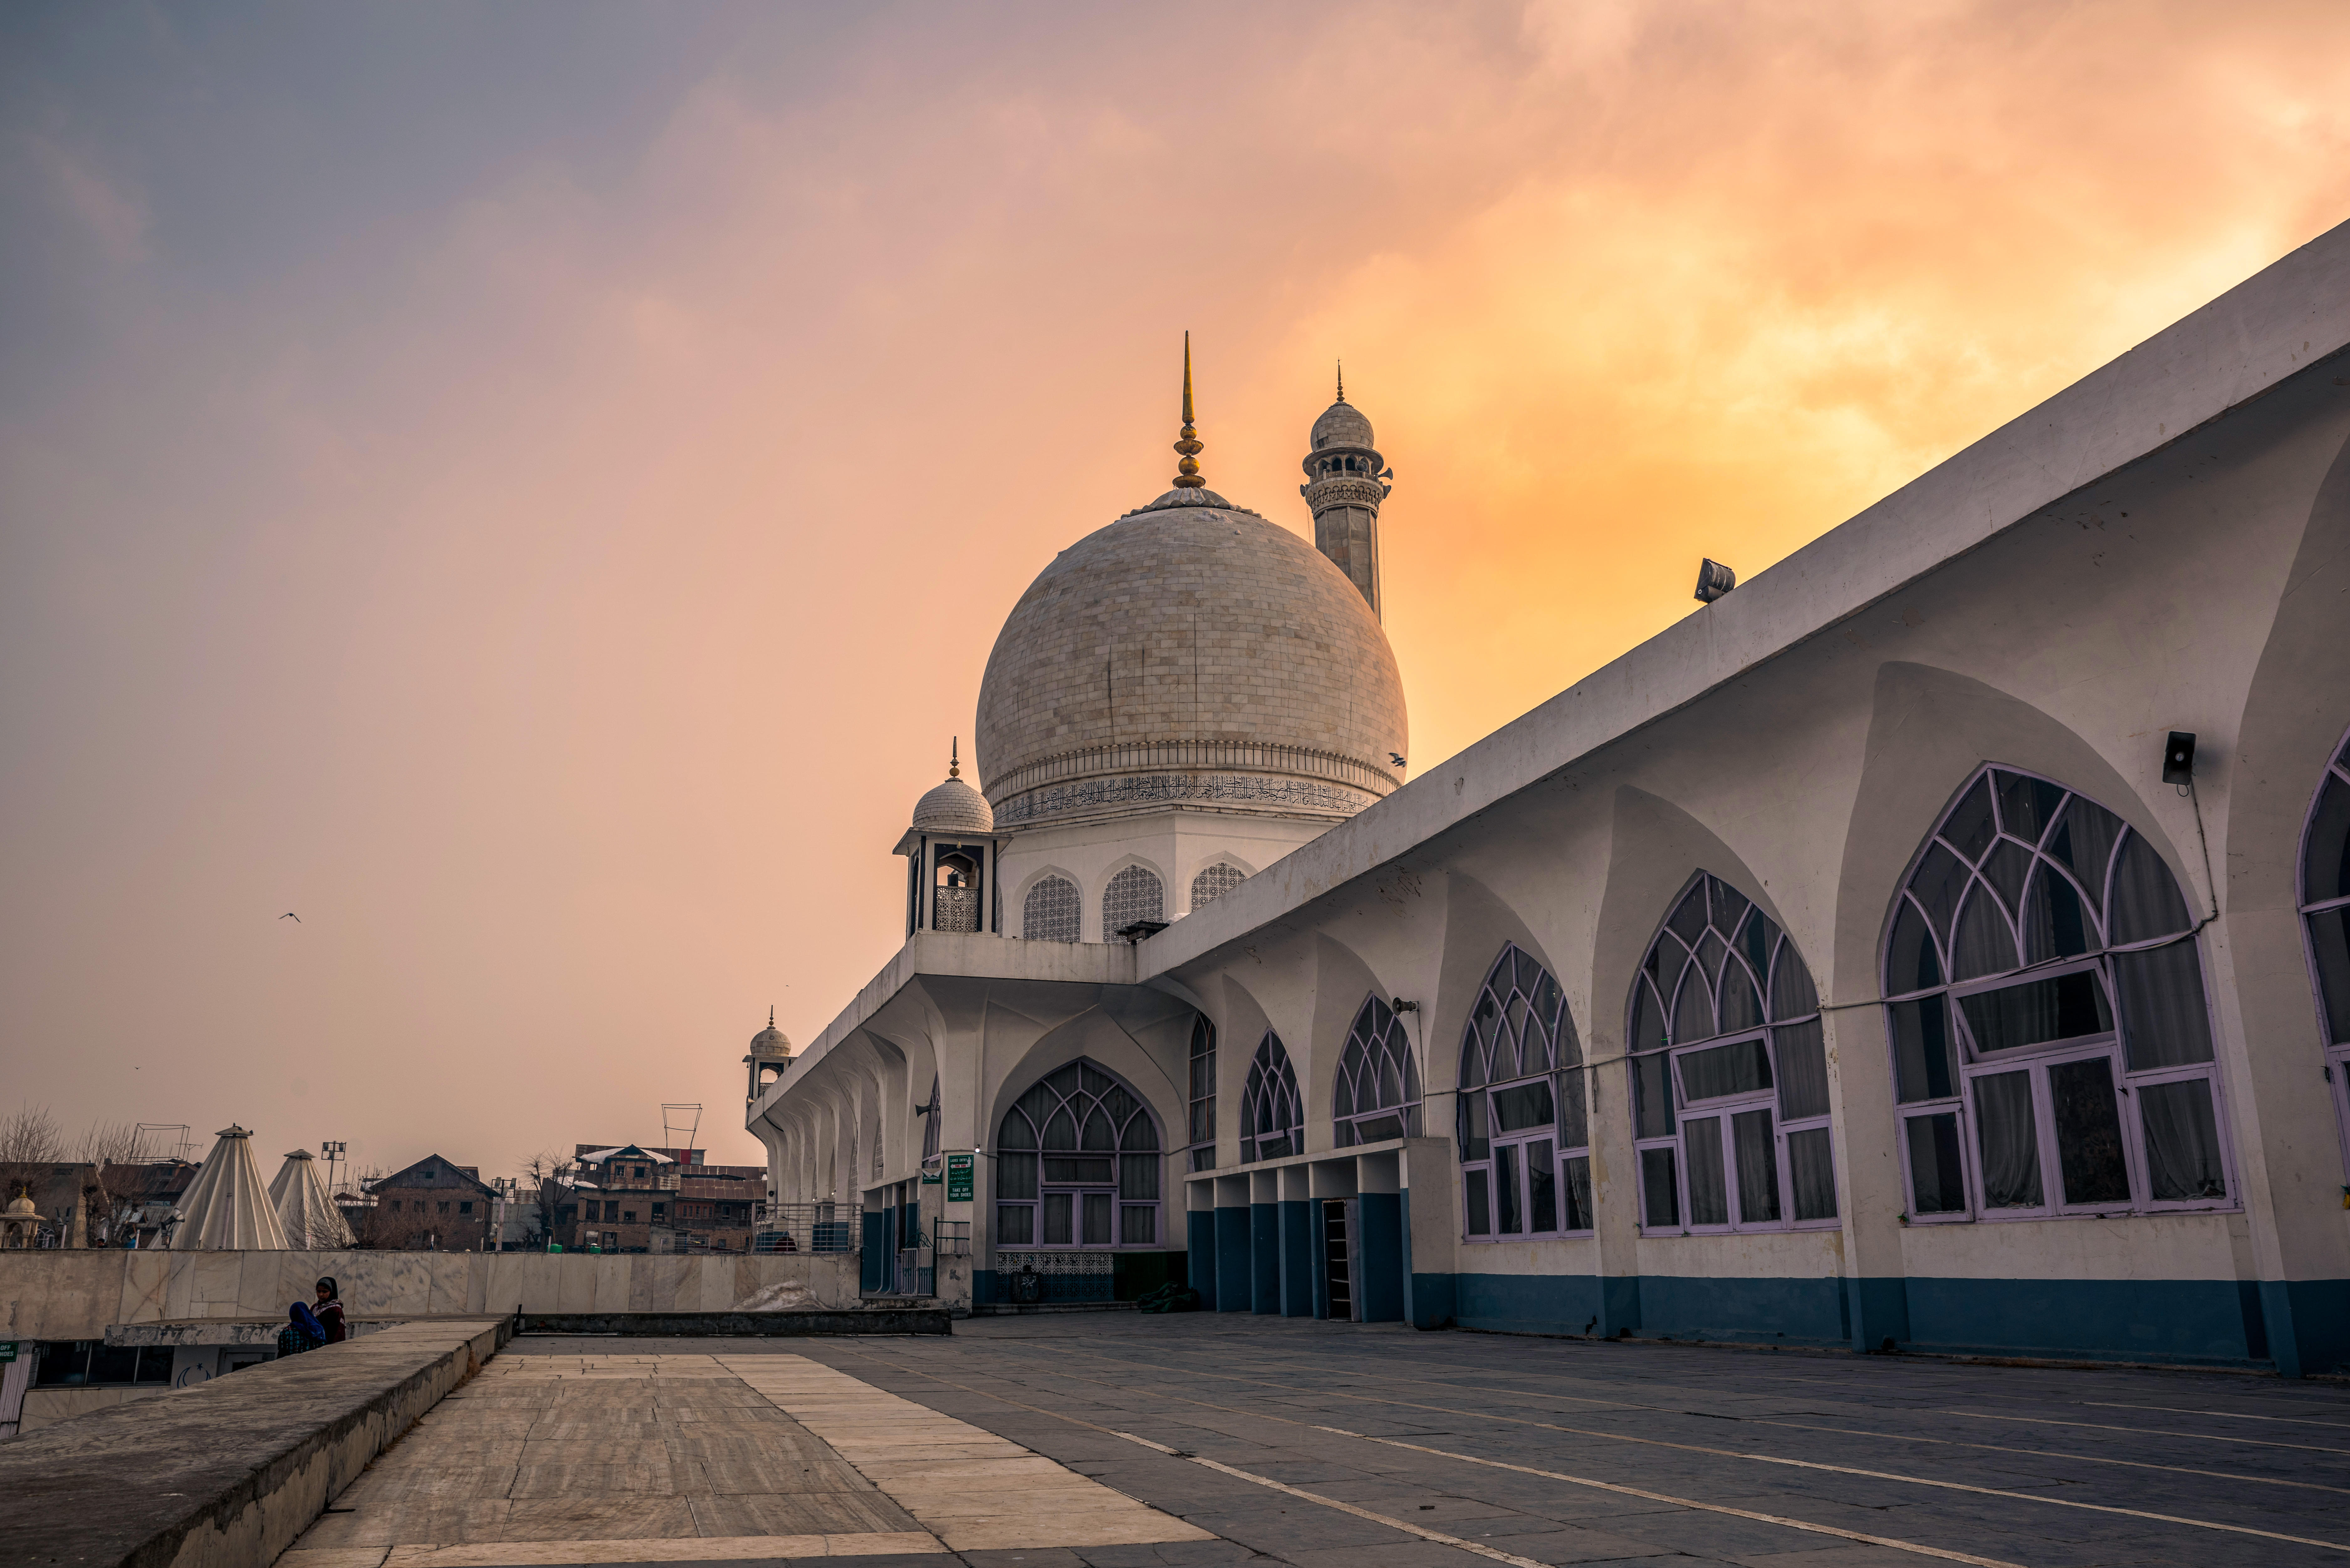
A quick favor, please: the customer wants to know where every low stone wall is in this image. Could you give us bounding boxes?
[0,1248,861,1341]
[0,1316,507,1568]
[518,1308,950,1336]
[16,1385,163,1435]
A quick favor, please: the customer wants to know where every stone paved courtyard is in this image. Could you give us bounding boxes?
[283,1314,2350,1568]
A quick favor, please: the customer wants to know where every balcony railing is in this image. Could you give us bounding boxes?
[752,1202,856,1254]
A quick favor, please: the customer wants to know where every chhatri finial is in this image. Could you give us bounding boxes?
[1336,359,1345,403]
[948,737,960,779]
[1172,331,1205,489]
[768,1005,776,1028]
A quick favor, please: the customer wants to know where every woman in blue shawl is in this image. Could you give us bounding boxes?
[276,1300,328,1358]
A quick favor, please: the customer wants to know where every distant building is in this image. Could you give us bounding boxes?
[361,1155,496,1250]
[563,1143,765,1254]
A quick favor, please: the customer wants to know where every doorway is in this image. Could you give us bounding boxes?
[1321,1198,1361,1321]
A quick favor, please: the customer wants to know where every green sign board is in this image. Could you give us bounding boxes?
[945,1152,974,1203]
[0,1341,16,1364]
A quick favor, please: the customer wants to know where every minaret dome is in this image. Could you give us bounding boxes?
[1301,364,1391,618]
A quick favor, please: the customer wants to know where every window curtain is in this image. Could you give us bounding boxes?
[2139,1079,2226,1201]
[1973,1071,2042,1207]
[2113,942,2214,1069]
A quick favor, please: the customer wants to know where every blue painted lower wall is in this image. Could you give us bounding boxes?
[1215,1206,1251,1312]
[1249,1202,1281,1314]
[1187,1210,1217,1305]
[1278,1200,1314,1317]
[1433,1270,2350,1371]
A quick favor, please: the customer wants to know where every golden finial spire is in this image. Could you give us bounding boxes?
[768,1005,776,1028]
[1336,359,1345,403]
[1172,331,1205,489]
[948,737,960,779]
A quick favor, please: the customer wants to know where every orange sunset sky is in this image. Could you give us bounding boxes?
[3,3,2347,1177]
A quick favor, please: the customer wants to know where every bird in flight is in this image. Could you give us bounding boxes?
[1388,753,1407,768]
[280,912,301,922]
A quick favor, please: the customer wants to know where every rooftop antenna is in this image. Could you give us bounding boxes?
[661,1103,702,1162]
[137,1124,195,1162]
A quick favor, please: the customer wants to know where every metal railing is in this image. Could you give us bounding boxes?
[751,1201,857,1254]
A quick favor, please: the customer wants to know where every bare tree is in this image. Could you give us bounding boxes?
[518,1150,575,1249]
[0,1103,64,1212]
[76,1122,152,1246]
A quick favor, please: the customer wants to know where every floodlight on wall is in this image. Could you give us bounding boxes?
[1694,559,1737,603]
[2162,731,2197,785]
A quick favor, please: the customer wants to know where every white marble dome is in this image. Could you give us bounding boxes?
[974,496,1407,829]
[912,774,995,833]
[1310,399,1374,451]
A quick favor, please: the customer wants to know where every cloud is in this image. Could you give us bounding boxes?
[0,1,2343,1173]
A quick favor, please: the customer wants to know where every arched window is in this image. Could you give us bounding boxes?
[1023,875,1079,943]
[1334,997,1420,1146]
[934,851,979,933]
[1103,865,1166,937]
[1191,862,1246,912]
[2298,729,2350,1170]
[1460,945,1588,1238]
[1627,875,1830,1234]
[1886,766,2226,1221]
[1240,1033,1301,1162]
[1186,1016,1217,1172]
[995,1058,1161,1248]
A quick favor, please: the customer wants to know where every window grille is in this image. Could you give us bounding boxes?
[1884,766,2229,1222]
[995,1057,1161,1249]
[1240,1033,1302,1162]
[1334,996,1420,1147]
[2299,728,2350,1176]
[1023,875,1080,942]
[1460,945,1587,1238]
[1191,862,1246,912]
[1626,878,1829,1234]
[1102,865,1165,936]
[1186,1015,1218,1172]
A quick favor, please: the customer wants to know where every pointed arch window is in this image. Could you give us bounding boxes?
[1186,1016,1218,1172]
[1628,876,1830,1234]
[994,1058,1161,1248]
[1023,876,1079,943]
[920,1076,941,1169]
[1334,997,1421,1147]
[1104,865,1166,938]
[1240,1034,1302,1163]
[1191,862,1246,912]
[1460,945,1589,1238]
[1886,766,2228,1222]
[2298,730,2350,1174]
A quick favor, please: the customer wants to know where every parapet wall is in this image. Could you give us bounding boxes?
[0,1248,862,1342]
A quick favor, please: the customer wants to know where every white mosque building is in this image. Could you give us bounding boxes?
[749,229,2350,1376]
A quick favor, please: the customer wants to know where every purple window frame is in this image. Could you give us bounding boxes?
[1186,1015,1218,1173]
[1626,873,1834,1235]
[1240,1033,1302,1163]
[1882,764,2233,1224]
[1459,944,1590,1241]
[994,1057,1162,1249]
[1334,995,1422,1148]
[2297,726,2350,1176]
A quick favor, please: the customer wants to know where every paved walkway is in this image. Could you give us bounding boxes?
[283,1315,2350,1568]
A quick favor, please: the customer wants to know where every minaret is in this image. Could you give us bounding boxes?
[1300,363,1391,618]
